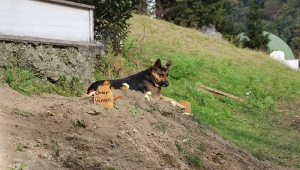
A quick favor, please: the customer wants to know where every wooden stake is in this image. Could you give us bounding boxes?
[198,85,246,102]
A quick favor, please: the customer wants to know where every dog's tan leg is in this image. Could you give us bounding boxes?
[159,95,186,110]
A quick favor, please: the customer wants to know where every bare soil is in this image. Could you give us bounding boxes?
[0,83,293,170]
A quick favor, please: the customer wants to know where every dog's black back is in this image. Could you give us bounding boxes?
[88,67,153,93]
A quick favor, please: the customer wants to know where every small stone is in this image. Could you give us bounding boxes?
[138,145,150,152]
[133,128,138,134]
[36,139,43,143]
[38,153,47,159]
[47,155,53,160]
[110,139,116,148]
[87,109,100,115]
[65,134,75,140]
[87,110,95,114]
[84,156,102,167]
[149,132,155,137]
[47,110,55,116]
[38,54,43,59]
[23,145,29,149]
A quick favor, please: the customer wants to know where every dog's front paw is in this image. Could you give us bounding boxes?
[179,105,186,110]
[177,103,186,110]
[171,100,186,110]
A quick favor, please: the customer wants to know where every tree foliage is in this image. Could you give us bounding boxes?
[273,0,300,58]
[155,0,227,30]
[173,0,201,28]
[71,0,145,55]
[227,0,300,58]
[242,0,270,51]
[155,0,241,45]
[199,0,227,29]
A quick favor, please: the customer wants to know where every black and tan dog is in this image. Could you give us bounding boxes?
[87,58,186,109]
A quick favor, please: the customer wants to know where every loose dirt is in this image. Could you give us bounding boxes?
[0,83,293,170]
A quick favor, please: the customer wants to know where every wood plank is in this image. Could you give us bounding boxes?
[198,85,246,102]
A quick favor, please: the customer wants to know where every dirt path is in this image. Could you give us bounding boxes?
[0,83,293,170]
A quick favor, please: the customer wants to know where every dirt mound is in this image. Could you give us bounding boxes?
[0,83,291,170]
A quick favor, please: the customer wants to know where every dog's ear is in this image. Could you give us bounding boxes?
[165,60,173,69]
[153,58,162,68]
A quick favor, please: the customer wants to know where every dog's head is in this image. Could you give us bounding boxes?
[151,58,173,87]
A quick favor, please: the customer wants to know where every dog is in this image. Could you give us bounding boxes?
[87,58,186,110]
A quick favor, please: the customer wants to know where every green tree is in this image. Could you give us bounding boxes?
[218,18,243,45]
[290,23,300,58]
[157,0,226,30]
[173,0,201,28]
[199,0,227,29]
[242,0,270,51]
[72,0,145,55]
[155,0,177,20]
[274,0,300,58]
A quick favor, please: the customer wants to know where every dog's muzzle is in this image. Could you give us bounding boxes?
[154,80,169,87]
[162,82,169,87]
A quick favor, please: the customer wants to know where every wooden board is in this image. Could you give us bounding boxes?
[179,100,192,113]
[198,85,246,102]
[94,85,114,108]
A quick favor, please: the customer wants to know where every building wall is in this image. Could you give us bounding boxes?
[283,60,299,70]
[0,41,103,89]
[0,0,94,42]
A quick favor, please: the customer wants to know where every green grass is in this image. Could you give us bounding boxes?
[9,162,27,170]
[124,14,300,168]
[17,144,23,152]
[175,140,202,167]
[162,54,300,167]
[74,118,86,128]
[2,66,84,97]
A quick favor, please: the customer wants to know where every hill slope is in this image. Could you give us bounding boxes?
[1,14,300,170]
[125,14,300,168]
[0,83,292,170]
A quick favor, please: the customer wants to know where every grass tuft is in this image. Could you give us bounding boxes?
[3,66,84,97]
[175,140,202,167]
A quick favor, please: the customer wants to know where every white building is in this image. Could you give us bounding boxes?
[270,51,299,70]
[0,0,95,42]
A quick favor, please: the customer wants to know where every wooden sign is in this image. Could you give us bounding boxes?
[179,100,191,113]
[94,85,114,108]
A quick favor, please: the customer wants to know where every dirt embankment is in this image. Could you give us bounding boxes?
[0,83,292,170]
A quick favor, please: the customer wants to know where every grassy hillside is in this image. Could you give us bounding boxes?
[120,14,300,168]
